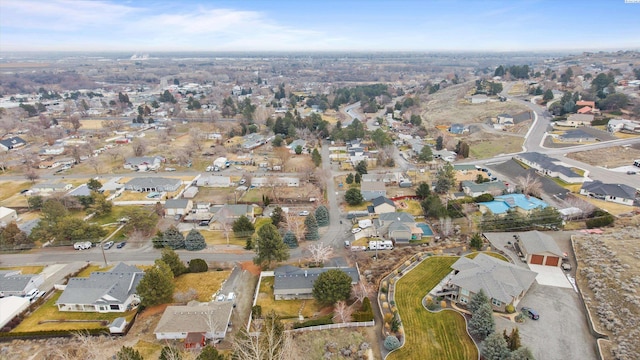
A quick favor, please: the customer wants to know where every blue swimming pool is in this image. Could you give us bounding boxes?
[416,223,434,236]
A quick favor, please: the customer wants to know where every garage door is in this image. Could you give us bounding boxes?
[545,256,560,266]
[530,254,544,265]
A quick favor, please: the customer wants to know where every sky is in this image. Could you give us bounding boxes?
[1,0,639,53]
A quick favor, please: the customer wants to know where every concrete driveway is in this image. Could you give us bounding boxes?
[495,282,597,360]
[528,264,572,288]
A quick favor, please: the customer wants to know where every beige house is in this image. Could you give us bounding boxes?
[164,199,193,216]
[154,301,233,341]
[515,231,564,267]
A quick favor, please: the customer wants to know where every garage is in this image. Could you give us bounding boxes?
[530,254,544,265]
[545,256,560,267]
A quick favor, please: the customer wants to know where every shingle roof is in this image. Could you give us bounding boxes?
[518,231,563,257]
[450,253,537,304]
[371,196,395,208]
[154,301,233,335]
[273,266,359,292]
[0,136,27,149]
[0,273,39,293]
[165,199,190,209]
[378,212,415,223]
[581,180,637,199]
[461,180,507,194]
[361,182,386,192]
[125,177,181,188]
[56,263,144,306]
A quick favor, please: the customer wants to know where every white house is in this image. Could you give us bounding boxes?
[0,207,18,226]
[123,156,164,171]
[580,181,637,206]
[251,177,300,187]
[196,175,231,187]
[0,296,30,329]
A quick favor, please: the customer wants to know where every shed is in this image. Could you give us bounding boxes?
[109,317,127,334]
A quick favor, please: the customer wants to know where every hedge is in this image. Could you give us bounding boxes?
[292,315,333,329]
[0,328,109,341]
[352,297,374,322]
[586,214,614,229]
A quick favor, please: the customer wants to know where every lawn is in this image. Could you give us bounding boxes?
[469,137,523,159]
[0,266,44,274]
[12,291,136,332]
[466,251,508,262]
[255,276,325,319]
[90,205,140,225]
[75,264,113,278]
[387,256,478,360]
[0,181,31,203]
[200,230,247,246]
[397,199,423,216]
[174,270,231,302]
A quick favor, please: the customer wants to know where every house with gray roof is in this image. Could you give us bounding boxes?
[154,301,233,341]
[123,156,164,171]
[209,204,256,230]
[370,196,396,215]
[515,231,564,267]
[361,181,386,201]
[580,180,637,206]
[164,199,193,216]
[67,184,91,197]
[514,152,587,183]
[30,182,73,193]
[196,175,231,187]
[273,265,360,300]
[0,270,44,297]
[0,136,27,151]
[124,177,182,192]
[242,133,266,150]
[558,129,599,143]
[376,212,422,242]
[287,139,307,154]
[461,180,507,197]
[56,263,144,312]
[444,253,537,312]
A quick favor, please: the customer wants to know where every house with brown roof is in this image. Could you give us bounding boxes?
[154,301,233,342]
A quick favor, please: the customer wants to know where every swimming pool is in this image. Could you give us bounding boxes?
[416,223,434,236]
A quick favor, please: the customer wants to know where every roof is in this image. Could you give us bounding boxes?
[124,156,162,166]
[56,263,144,306]
[361,182,386,192]
[0,273,40,293]
[67,184,91,197]
[515,152,582,179]
[154,301,233,335]
[212,204,252,217]
[0,136,27,148]
[581,180,637,199]
[450,253,537,304]
[32,183,70,190]
[273,266,360,292]
[482,194,548,214]
[125,177,181,188]
[371,196,395,208]
[567,114,594,123]
[461,180,507,194]
[512,111,533,123]
[110,317,126,328]
[0,207,17,218]
[517,231,563,257]
[560,129,597,140]
[378,212,415,223]
[165,199,190,209]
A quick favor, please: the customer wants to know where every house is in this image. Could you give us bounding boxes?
[39,146,65,155]
[287,139,307,154]
[196,175,231,187]
[67,184,92,197]
[376,212,422,242]
[448,123,467,134]
[123,156,164,171]
[0,296,30,329]
[443,253,537,312]
[361,181,386,201]
[362,173,401,183]
[577,106,594,115]
[497,113,514,125]
[0,136,27,151]
[461,181,507,197]
[558,129,599,143]
[30,183,73,193]
[0,270,44,297]
[514,152,587,183]
[251,177,300,187]
[514,231,564,267]
[0,207,18,226]
[56,263,143,313]
[165,199,193,216]
[478,194,548,215]
[580,181,637,206]
[470,94,488,104]
[607,119,640,133]
[576,100,596,109]
[124,177,182,192]
[242,133,266,150]
[209,204,255,229]
[433,149,457,162]
[273,265,360,300]
[565,114,594,127]
[370,196,396,215]
[109,317,127,334]
[154,301,233,342]
[182,187,199,199]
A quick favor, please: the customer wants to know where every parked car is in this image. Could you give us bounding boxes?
[627,171,637,175]
[351,227,362,234]
[239,179,246,185]
[298,210,310,216]
[561,261,572,271]
[103,241,114,250]
[25,288,39,302]
[116,241,127,249]
[165,167,176,172]
[522,307,539,320]
[199,220,210,226]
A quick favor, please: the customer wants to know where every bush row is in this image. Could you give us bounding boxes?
[292,314,333,329]
[352,297,374,322]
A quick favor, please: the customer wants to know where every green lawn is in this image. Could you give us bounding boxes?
[12,291,136,332]
[200,230,248,246]
[387,256,478,360]
[255,277,325,319]
[90,205,140,225]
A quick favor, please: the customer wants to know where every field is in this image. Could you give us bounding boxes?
[173,270,231,302]
[574,225,640,360]
[0,181,32,203]
[468,135,524,159]
[255,276,325,320]
[288,328,375,360]
[566,145,640,168]
[200,230,247,246]
[387,256,478,360]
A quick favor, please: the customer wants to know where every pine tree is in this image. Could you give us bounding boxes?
[270,206,286,228]
[469,301,495,340]
[315,205,329,226]
[506,327,521,351]
[254,224,289,267]
[196,345,225,360]
[354,172,361,183]
[136,261,175,307]
[160,248,187,277]
[282,231,299,248]
[470,233,483,250]
[311,148,322,167]
[346,173,354,184]
[304,213,319,241]
[184,229,206,251]
[159,346,182,360]
[116,346,143,360]
[482,332,510,360]
[233,215,255,236]
[469,289,489,313]
[162,225,185,249]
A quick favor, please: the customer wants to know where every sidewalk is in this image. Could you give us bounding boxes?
[39,261,87,292]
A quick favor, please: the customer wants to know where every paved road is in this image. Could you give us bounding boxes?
[320,141,350,249]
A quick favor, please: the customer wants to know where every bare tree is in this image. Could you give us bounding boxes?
[86,156,101,174]
[308,242,333,266]
[516,172,542,198]
[439,217,454,237]
[106,147,123,163]
[189,127,206,152]
[332,301,354,323]
[564,194,596,219]
[232,312,292,360]
[285,211,305,243]
[352,281,372,304]
[69,114,82,133]
[25,168,40,183]
[131,138,147,157]
[273,147,291,171]
[38,114,52,129]
[217,207,234,246]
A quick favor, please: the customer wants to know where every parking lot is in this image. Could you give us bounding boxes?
[496,282,597,360]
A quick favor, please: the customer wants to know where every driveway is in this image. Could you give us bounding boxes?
[495,282,597,360]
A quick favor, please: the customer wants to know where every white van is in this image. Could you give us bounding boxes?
[74,241,92,250]
[227,292,236,301]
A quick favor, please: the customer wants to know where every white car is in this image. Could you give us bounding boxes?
[351,227,362,234]
[298,210,310,216]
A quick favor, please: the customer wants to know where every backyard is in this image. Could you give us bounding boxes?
[387,256,478,360]
[255,276,325,320]
[173,270,231,302]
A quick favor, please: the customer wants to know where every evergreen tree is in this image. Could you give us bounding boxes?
[470,233,483,250]
[159,346,182,360]
[469,289,490,313]
[355,160,368,175]
[434,162,456,194]
[469,302,495,340]
[185,229,206,251]
[86,178,102,191]
[509,346,534,360]
[482,332,510,360]
[504,327,522,351]
[196,345,225,360]
[346,173,354,184]
[415,182,431,199]
[115,346,143,360]
[304,214,319,241]
[315,205,330,226]
[282,231,299,248]
[311,148,322,167]
[136,261,175,307]
[162,225,185,249]
[232,215,255,236]
[270,207,286,228]
[417,145,433,162]
[344,188,364,206]
[312,269,353,305]
[188,258,208,273]
[254,224,289,267]
[435,136,444,150]
[354,172,361,184]
[160,248,187,277]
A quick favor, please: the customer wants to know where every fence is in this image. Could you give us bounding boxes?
[286,320,374,334]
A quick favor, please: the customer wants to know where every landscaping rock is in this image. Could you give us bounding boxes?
[359,342,370,350]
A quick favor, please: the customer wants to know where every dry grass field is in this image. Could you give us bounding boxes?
[173,270,231,302]
[567,145,640,168]
[255,276,325,320]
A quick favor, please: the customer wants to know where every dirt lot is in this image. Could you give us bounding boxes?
[567,145,640,168]
[574,222,640,360]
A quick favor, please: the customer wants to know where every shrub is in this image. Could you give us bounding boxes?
[252,305,262,318]
[292,315,333,329]
[586,214,614,228]
[384,313,394,324]
[188,259,208,273]
[352,297,374,321]
[505,304,515,314]
[473,193,494,203]
[384,335,401,351]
